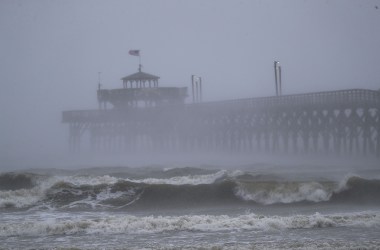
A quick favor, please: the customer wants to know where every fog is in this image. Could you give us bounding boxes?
[1,0,380,169]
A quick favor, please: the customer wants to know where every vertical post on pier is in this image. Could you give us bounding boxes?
[274,61,278,96]
[195,78,199,102]
[199,77,203,102]
[191,75,195,103]
[278,64,282,96]
[274,61,282,96]
[191,75,202,103]
[97,72,102,110]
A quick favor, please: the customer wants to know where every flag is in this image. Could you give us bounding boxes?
[129,50,140,56]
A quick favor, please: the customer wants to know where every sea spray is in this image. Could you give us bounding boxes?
[1,166,380,249]
[1,211,379,237]
[235,181,334,204]
[1,170,380,210]
[125,170,227,185]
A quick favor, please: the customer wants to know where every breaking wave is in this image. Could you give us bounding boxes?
[0,170,379,210]
[236,180,335,204]
[1,211,379,237]
[236,175,380,205]
[126,170,226,185]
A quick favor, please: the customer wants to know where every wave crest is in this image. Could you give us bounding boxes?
[1,171,379,210]
[1,211,379,237]
[235,181,334,205]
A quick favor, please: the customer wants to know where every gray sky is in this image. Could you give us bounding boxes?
[0,0,379,166]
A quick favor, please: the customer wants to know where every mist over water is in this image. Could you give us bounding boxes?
[1,163,380,249]
[1,0,380,249]
[1,0,380,167]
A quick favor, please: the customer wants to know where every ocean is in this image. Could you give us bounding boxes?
[1,160,380,249]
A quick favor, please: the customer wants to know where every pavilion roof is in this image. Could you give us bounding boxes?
[121,71,160,81]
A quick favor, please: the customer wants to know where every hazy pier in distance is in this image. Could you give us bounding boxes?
[62,64,380,158]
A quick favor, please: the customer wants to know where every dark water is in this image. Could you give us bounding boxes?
[1,164,380,249]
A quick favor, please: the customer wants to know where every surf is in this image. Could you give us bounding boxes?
[1,211,379,237]
[1,170,380,210]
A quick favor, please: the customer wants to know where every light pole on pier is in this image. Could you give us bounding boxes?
[274,61,282,96]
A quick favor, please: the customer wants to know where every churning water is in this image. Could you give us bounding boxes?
[1,163,380,249]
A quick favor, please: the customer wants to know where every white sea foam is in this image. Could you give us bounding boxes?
[127,170,226,185]
[60,187,141,209]
[0,188,43,209]
[235,181,335,205]
[0,211,379,237]
[336,173,361,192]
[59,175,120,186]
[0,176,58,209]
[230,170,245,177]
[0,171,227,209]
[95,188,125,201]
[0,175,120,209]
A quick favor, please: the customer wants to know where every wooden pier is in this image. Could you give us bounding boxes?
[61,63,380,157]
[63,85,380,157]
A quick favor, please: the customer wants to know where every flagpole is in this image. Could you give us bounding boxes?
[129,49,142,71]
[139,52,142,72]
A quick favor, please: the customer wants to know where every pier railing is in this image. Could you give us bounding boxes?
[62,89,380,122]
[188,89,380,112]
